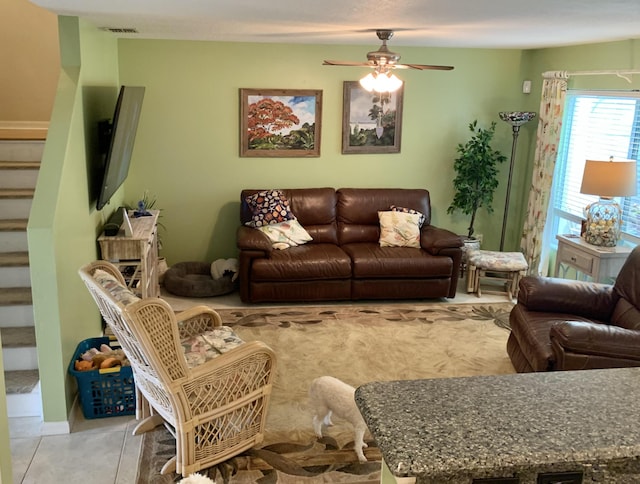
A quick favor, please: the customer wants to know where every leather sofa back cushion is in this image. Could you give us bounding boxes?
[611,298,640,330]
[614,246,640,310]
[241,188,338,244]
[337,188,431,245]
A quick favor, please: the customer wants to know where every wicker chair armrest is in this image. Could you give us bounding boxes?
[175,306,223,338]
[178,341,276,417]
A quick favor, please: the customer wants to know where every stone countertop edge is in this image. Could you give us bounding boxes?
[354,368,640,480]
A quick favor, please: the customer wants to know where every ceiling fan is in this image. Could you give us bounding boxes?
[323,29,454,72]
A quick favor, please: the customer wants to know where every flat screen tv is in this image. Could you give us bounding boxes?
[96,85,146,210]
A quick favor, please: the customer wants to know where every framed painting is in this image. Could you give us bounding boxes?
[342,81,404,154]
[240,88,322,157]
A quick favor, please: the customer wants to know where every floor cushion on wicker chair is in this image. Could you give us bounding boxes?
[164,261,237,297]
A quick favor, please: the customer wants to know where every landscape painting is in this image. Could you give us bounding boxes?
[240,89,322,157]
[342,81,403,154]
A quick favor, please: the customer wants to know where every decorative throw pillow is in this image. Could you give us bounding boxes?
[256,219,313,250]
[244,189,296,228]
[390,205,426,228]
[378,211,421,248]
[93,269,141,306]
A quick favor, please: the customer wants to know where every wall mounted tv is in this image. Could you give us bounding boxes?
[96,85,145,210]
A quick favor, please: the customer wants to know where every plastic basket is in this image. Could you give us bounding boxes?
[68,337,136,419]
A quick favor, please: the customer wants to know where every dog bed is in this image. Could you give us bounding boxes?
[163,261,237,297]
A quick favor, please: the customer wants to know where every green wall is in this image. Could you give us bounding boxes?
[32,18,640,423]
[117,40,531,261]
[29,17,122,424]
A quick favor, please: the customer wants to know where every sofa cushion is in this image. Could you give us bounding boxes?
[610,298,640,330]
[244,189,296,227]
[242,188,338,244]
[256,219,313,250]
[343,243,453,278]
[337,188,431,245]
[180,326,244,368]
[250,244,352,281]
[378,211,421,248]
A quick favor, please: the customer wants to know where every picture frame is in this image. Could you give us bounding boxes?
[240,88,323,157]
[342,81,404,154]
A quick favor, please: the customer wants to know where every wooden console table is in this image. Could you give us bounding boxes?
[355,368,640,484]
[98,210,160,298]
[554,234,632,283]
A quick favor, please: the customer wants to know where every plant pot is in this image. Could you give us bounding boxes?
[459,237,481,276]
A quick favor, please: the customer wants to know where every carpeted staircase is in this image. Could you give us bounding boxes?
[0,139,43,418]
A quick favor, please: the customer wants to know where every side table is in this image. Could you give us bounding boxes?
[554,234,632,283]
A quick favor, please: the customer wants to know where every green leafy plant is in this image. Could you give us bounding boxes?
[447,120,507,238]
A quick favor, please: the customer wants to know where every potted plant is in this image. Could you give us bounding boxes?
[447,120,506,243]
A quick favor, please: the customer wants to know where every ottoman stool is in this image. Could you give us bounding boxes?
[466,250,529,300]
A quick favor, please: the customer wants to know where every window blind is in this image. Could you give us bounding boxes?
[552,91,640,240]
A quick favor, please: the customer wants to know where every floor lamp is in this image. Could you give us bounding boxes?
[498,111,537,251]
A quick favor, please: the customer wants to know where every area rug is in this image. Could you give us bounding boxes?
[136,302,515,483]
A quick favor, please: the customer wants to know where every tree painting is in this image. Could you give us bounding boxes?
[240,89,322,157]
[342,81,403,154]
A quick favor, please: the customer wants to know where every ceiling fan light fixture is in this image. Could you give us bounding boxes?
[359,71,403,93]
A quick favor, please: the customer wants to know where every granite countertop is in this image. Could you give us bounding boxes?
[355,368,640,481]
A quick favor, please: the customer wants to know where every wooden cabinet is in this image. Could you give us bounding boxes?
[98,210,160,298]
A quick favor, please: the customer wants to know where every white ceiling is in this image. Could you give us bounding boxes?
[32,0,640,50]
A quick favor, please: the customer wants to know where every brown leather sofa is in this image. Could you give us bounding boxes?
[236,188,463,303]
[507,245,640,372]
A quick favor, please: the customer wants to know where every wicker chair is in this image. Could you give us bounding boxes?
[78,260,277,476]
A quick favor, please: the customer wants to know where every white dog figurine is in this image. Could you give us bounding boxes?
[177,473,215,484]
[309,375,368,462]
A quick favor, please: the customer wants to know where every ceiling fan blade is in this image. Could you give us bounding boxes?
[397,63,455,71]
[323,60,372,67]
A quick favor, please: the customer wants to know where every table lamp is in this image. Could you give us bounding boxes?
[580,158,637,247]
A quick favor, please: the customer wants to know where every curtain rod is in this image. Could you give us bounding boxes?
[543,69,640,83]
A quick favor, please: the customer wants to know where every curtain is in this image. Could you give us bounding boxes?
[520,72,568,274]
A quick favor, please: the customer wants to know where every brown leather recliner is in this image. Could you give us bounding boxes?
[507,245,640,372]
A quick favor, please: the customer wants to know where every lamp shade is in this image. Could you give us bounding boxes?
[580,159,637,197]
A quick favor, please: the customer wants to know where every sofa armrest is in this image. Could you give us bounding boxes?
[517,276,615,321]
[237,225,273,254]
[421,225,463,254]
[551,320,640,362]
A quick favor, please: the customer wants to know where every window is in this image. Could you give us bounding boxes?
[548,91,640,244]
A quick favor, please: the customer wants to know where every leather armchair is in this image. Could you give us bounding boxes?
[507,245,640,372]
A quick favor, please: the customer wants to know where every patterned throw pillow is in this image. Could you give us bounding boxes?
[180,327,245,368]
[256,219,313,250]
[93,269,141,306]
[390,205,426,228]
[378,211,421,248]
[244,189,296,228]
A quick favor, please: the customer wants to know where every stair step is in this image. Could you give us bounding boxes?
[0,188,34,199]
[0,140,45,161]
[4,369,39,394]
[0,305,34,328]
[0,161,40,170]
[0,219,27,231]
[0,287,32,305]
[1,326,36,348]
[0,251,28,267]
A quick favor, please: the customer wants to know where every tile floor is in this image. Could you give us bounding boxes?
[9,278,512,483]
